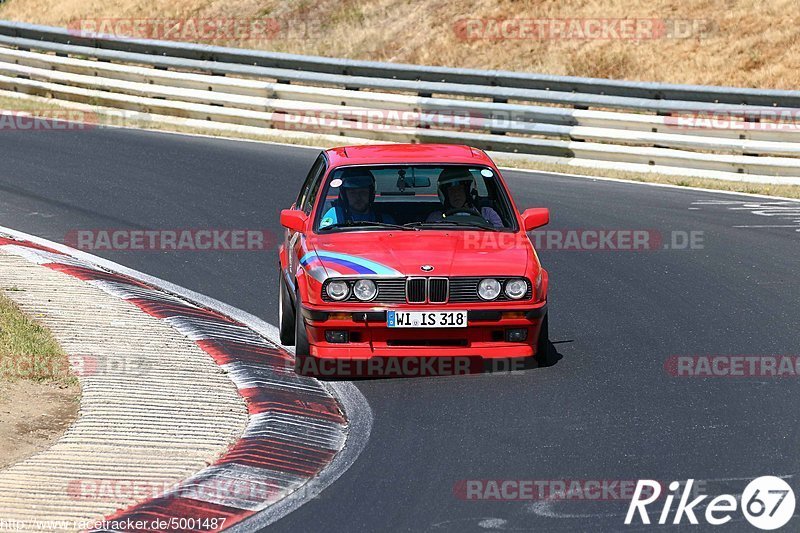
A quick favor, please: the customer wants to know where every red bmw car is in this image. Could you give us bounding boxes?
[278,144,552,370]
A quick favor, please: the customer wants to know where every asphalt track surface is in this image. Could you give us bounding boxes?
[1,126,799,532]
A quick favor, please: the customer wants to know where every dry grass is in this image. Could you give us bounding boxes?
[0,292,76,385]
[0,292,79,469]
[0,0,798,89]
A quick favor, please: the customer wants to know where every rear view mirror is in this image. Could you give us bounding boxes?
[280,209,308,232]
[395,169,431,190]
[521,208,550,231]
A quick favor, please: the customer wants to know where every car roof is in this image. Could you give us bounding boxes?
[323,144,495,168]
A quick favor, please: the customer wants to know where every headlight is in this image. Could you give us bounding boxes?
[504,279,528,299]
[478,278,501,300]
[353,279,377,301]
[326,280,350,301]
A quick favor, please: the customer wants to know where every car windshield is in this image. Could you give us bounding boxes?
[314,165,516,232]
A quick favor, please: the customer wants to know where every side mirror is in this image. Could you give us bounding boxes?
[521,208,549,231]
[280,209,308,232]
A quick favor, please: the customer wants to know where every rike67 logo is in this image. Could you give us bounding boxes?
[626,477,795,530]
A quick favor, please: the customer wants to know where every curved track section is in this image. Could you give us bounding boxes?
[0,244,247,527]
[1,126,799,531]
[0,228,371,531]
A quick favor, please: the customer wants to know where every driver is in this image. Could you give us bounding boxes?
[319,168,395,228]
[426,167,503,227]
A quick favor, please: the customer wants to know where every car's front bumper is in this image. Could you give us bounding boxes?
[300,301,547,359]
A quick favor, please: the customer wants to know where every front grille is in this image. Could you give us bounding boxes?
[428,278,449,303]
[322,276,531,304]
[406,277,427,303]
[373,279,406,303]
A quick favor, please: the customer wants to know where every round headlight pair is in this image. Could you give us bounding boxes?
[326,279,377,301]
[478,278,528,300]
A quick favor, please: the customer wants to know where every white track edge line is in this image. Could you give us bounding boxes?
[0,223,373,528]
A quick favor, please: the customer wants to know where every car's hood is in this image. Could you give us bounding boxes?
[305,231,531,278]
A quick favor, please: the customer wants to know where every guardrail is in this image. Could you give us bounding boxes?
[1,20,800,183]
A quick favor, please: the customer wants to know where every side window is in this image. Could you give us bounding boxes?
[470,169,489,196]
[484,177,513,227]
[300,156,327,214]
[296,154,325,210]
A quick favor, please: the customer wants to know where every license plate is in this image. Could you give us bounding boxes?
[387,310,467,328]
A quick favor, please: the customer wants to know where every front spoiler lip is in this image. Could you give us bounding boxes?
[301,303,547,323]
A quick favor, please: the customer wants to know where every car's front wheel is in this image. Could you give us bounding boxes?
[294,287,311,358]
[278,271,295,346]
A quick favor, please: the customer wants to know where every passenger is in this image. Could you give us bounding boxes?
[426,167,503,227]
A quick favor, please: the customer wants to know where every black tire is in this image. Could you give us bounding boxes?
[278,271,295,346]
[534,313,555,367]
[294,288,311,358]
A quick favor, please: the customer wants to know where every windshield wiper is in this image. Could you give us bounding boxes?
[319,221,418,231]
[404,221,500,231]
